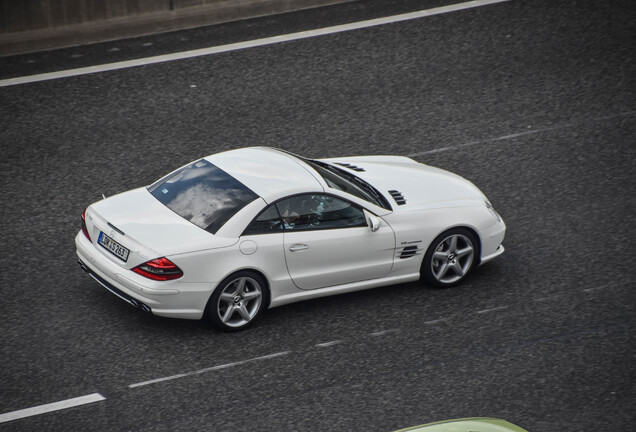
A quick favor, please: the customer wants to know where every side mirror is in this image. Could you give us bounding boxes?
[364,210,381,232]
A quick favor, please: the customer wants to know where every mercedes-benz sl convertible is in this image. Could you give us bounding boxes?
[76,147,505,331]
[394,417,528,432]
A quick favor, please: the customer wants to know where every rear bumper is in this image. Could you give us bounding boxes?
[75,231,211,320]
[78,259,151,311]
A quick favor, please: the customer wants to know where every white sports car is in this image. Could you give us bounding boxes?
[76,147,505,331]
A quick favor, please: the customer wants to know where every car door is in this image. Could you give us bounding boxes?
[277,194,395,290]
[238,204,290,284]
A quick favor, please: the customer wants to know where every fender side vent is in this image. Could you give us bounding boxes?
[399,245,422,259]
[335,162,366,172]
[388,190,406,205]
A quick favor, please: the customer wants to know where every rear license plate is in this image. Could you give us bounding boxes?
[98,232,130,262]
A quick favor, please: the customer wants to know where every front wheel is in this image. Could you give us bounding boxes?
[206,271,268,332]
[422,228,478,288]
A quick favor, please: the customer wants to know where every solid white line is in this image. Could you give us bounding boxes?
[475,305,509,314]
[0,393,105,424]
[0,0,510,88]
[128,351,290,388]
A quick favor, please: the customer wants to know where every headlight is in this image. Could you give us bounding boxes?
[485,201,501,222]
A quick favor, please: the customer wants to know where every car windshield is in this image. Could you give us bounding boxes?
[148,159,258,234]
[304,159,392,210]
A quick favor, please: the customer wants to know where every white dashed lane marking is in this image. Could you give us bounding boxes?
[128,351,291,388]
[316,340,343,347]
[407,111,635,157]
[583,286,606,293]
[423,318,450,325]
[0,284,615,424]
[534,295,562,302]
[475,305,509,314]
[370,329,400,336]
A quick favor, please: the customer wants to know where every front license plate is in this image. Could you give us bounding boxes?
[98,232,130,262]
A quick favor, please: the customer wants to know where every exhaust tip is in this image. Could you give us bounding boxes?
[78,260,90,273]
[130,298,151,312]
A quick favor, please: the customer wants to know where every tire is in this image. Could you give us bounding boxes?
[206,271,269,332]
[422,228,479,288]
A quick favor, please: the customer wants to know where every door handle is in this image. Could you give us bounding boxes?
[289,244,309,252]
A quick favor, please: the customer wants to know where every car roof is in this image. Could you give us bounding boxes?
[205,147,325,203]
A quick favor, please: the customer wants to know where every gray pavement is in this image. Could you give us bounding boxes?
[1,0,635,430]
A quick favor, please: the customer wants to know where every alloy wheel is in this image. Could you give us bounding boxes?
[216,276,263,328]
[430,233,475,284]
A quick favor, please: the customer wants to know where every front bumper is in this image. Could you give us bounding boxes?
[75,231,211,319]
[478,218,506,265]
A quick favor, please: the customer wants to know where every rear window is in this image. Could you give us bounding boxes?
[148,159,258,234]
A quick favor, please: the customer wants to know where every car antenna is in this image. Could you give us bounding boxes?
[102,193,106,200]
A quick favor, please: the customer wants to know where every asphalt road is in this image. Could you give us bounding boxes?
[1,0,635,430]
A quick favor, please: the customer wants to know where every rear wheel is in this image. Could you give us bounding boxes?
[422,228,478,287]
[207,271,268,332]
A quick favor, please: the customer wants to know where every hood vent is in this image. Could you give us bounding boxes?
[399,245,422,259]
[335,162,366,172]
[388,190,407,205]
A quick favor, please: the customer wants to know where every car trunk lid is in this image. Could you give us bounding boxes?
[85,187,236,269]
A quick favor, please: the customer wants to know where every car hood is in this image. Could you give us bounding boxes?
[89,187,237,256]
[321,156,487,210]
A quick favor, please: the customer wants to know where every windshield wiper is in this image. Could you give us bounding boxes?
[310,160,392,210]
[349,175,384,205]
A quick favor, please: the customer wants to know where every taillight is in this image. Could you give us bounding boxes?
[132,257,183,281]
[81,208,91,241]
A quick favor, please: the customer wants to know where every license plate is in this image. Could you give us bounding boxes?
[98,232,130,262]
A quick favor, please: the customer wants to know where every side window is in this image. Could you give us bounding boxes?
[242,205,283,235]
[275,194,366,231]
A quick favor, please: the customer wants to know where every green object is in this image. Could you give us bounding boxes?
[394,417,528,432]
